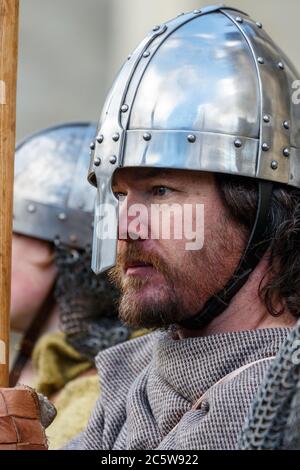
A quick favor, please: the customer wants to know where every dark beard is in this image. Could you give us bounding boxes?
[113,276,187,329]
[108,197,248,329]
[108,244,200,329]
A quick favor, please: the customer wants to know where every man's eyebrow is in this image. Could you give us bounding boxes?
[113,169,174,189]
[135,169,173,180]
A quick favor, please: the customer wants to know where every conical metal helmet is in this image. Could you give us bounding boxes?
[14,122,97,250]
[89,5,300,274]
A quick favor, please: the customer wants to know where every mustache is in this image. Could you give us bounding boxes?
[120,244,170,273]
[108,244,174,283]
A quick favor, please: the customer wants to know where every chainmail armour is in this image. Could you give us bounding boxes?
[54,244,130,360]
[64,327,289,450]
[240,319,300,449]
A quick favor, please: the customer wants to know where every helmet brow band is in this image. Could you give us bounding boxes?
[180,180,273,330]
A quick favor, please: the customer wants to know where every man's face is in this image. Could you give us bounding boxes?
[110,168,247,329]
[11,234,57,331]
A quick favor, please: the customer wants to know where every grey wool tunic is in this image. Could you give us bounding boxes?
[65,327,290,450]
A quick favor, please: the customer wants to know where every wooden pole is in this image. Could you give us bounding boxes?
[0,0,19,387]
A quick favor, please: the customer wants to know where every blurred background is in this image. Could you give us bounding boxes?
[17,0,300,141]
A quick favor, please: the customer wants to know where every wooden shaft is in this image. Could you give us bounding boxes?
[0,0,19,387]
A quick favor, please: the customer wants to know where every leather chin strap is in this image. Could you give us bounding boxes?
[179,180,273,330]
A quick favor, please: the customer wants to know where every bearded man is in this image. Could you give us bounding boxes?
[1,5,300,450]
[66,5,300,450]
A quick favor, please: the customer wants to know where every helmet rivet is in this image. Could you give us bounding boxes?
[143,132,152,141]
[271,160,278,170]
[283,147,290,157]
[256,21,263,28]
[263,115,270,123]
[152,25,160,31]
[143,51,150,58]
[69,234,77,243]
[54,236,61,246]
[110,155,117,164]
[94,157,101,167]
[27,203,36,214]
[277,61,284,70]
[234,138,242,148]
[187,134,196,143]
[58,213,67,221]
[236,16,243,23]
[89,141,95,150]
[257,57,264,64]
[112,132,120,142]
[193,9,201,14]
[262,143,270,151]
[283,120,290,130]
[127,54,132,60]
[177,12,185,17]
[97,134,104,144]
[121,104,129,113]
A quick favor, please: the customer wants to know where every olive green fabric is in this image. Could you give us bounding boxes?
[32,329,149,449]
[47,373,99,449]
[32,332,92,397]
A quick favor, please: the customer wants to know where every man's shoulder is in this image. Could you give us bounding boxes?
[192,355,275,439]
[211,356,275,403]
[162,357,276,450]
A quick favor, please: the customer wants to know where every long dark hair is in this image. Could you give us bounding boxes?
[217,174,300,318]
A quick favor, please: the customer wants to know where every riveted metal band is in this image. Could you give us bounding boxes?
[13,198,94,249]
[123,130,258,178]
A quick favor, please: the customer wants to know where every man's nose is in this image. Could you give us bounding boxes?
[118,196,149,242]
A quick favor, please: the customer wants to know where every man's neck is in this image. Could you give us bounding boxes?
[177,257,297,340]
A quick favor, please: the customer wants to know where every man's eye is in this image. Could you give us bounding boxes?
[114,192,126,201]
[152,186,172,197]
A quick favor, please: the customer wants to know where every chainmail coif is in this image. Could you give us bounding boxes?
[239,319,300,449]
[53,244,130,360]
